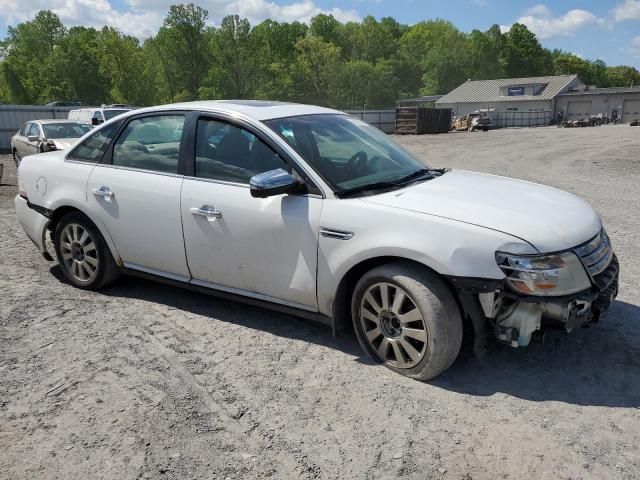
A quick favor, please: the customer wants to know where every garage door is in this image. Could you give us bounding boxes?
[622,99,640,124]
[566,101,592,119]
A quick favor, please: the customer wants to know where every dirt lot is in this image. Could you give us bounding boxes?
[1,125,639,480]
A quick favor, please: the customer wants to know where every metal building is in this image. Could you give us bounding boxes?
[435,75,581,127]
[555,86,640,124]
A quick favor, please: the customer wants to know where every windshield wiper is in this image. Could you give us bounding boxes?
[336,181,403,198]
[336,168,448,199]
[395,168,449,185]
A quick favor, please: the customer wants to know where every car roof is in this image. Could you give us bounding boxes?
[33,119,88,124]
[129,100,344,122]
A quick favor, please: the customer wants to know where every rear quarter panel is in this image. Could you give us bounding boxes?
[17,152,122,262]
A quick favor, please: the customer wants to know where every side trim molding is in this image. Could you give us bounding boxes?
[320,227,354,240]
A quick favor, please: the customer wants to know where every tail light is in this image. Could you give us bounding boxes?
[17,168,28,199]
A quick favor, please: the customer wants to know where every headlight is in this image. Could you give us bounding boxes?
[495,251,591,296]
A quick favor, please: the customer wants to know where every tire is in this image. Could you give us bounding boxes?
[53,211,121,289]
[351,262,463,380]
[13,149,20,167]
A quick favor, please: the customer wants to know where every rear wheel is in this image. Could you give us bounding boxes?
[352,263,463,380]
[53,212,120,289]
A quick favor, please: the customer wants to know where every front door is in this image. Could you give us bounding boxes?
[86,113,190,279]
[181,117,322,309]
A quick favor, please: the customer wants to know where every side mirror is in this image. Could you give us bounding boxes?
[91,118,102,126]
[27,135,40,142]
[250,168,300,198]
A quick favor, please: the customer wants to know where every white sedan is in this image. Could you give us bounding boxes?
[11,119,93,166]
[15,101,619,379]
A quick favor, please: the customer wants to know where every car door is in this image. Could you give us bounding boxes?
[180,115,323,309]
[27,123,44,155]
[17,123,37,157]
[86,113,190,280]
[13,123,28,157]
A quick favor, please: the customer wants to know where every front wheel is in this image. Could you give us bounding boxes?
[53,212,120,289]
[13,149,20,167]
[351,263,463,380]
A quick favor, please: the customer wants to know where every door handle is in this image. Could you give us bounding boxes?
[92,186,114,201]
[190,205,222,221]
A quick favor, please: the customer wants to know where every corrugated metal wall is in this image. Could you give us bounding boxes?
[556,92,640,122]
[345,110,396,133]
[0,105,77,152]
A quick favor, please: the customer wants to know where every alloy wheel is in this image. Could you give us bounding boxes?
[59,223,99,283]
[359,282,428,368]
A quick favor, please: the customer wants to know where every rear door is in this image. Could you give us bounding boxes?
[86,112,190,279]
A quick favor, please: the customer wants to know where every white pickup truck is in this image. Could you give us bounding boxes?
[14,100,619,379]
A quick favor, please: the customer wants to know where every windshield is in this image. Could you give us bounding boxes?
[265,114,428,193]
[42,123,92,139]
[103,109,131,120]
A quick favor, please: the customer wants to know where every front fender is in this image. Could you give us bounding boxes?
[316,199,536,317]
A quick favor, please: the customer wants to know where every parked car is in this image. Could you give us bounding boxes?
[11,119,93,166]
[452,113,492,132]
[68,107,131,126]
[45,101,83,107]
[14,101,619,380]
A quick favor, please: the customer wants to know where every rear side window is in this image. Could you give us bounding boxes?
[112,115,184,174]
[68,121,122,163]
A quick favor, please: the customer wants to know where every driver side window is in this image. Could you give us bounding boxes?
[195,119,287,184]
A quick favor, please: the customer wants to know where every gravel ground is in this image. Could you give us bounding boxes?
[1,125,639,480]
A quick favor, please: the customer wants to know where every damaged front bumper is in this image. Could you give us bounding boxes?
[492,254,619,346]
[450,254,619,350]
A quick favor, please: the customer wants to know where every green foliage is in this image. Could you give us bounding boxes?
[0,7,638,107]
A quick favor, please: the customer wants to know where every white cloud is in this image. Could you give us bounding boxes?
[523,4,551,17]
[613,0,640,21]
[627,36,640,58]
[0,0,360,39]
[223,0,358,24]
[506,4,602,39]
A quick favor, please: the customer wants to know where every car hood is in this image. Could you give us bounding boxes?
[360,170,602,253]
[49,138,79,150]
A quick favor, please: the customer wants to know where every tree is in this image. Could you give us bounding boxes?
[289,36,341,106]
[159,3,210,100]
[0,10,66,103]
[502,23,552,77]
[203,15,258,99]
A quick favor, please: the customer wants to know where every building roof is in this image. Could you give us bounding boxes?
[558,85,640,96]
[396,95,443,105]
[436,75,578,104]
[135,100,343,121]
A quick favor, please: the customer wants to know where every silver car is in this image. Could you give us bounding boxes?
[11,119,92,166]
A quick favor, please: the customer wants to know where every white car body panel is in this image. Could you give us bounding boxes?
[14,196,49,252]
[315,198,537,316]
[86,165,190,278]
[181,178,322,308]
[14,101,610,325]
[18,152,123,262]
[360,170,602,253]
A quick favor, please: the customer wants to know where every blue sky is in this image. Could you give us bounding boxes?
[2,0,639,68]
